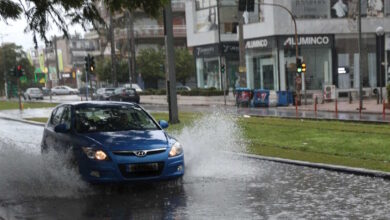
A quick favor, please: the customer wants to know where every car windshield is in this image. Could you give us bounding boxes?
[74,105,159,133]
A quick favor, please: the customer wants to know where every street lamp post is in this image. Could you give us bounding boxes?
[376,26,384,104]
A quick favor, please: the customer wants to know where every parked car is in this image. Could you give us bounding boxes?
[93,88,115,100]
[176,85,191,91]
[51,86,79,95]
[109,87,140,103]
[124,83,143,92]
[41,87,51,96]
[23,88,44,100]
[79,86,96,96]
[40,102,184,183]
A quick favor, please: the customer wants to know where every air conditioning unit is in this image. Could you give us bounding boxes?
[323,85,336,101]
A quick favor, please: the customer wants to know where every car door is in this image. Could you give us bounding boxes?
[42,106,64,152]
[55,105,75,152]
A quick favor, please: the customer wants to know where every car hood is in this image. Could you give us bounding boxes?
[82,130,169,151]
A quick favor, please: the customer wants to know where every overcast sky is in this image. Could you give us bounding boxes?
[0,16,85,50]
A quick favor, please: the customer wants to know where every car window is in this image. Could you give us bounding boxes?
[51,106,64,126]
[126,89,136,95]
[60,106,72,129]
[74,105,159,133]
[114,88,123,94]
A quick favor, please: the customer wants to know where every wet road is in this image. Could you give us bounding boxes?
[1,116,390,219]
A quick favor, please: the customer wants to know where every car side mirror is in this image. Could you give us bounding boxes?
[158,120,169,129]
[54,124,69,133]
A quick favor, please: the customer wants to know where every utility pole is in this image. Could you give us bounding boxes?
[126,10,136,87]
[109,11,118,87]
[164,0,179,124]
[238,11,246,88]
[53,36,60,85]
[0,34,8,99]
[45,43,52,102]
[358,0,363,112]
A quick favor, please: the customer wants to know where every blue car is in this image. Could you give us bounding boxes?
[41,102,184,183]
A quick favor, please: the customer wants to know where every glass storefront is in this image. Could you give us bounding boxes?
[335,34,378,89]
[246,49,278,90]
[284,47,332,90]
[245,37,278,90]
[194,43,239,89]
[196,57,220,88]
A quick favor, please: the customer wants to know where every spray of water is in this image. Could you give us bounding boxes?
[174,111,254,179]
[0,139,91,200]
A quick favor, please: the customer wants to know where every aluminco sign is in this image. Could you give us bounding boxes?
[246,39,268,49]
[284,36,330,46]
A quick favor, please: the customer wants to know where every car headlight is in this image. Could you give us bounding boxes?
[169,142,183,157]
[82,147,108,161]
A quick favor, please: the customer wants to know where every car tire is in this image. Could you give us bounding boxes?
[28,96,31,100]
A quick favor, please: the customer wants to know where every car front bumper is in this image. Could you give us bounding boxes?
[78,152,184,183]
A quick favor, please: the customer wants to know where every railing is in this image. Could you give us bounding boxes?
[172,0,185,11]
[116,25,187,38]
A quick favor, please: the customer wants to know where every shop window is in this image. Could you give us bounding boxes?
[196,57,221,89]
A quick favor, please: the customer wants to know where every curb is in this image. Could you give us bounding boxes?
[0,116,45,127]
[232,152,390,180]
[243,114,390,124]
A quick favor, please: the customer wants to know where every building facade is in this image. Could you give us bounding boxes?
[243,0,390,98]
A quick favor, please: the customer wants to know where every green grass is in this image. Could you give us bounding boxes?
[26,117,49,123]
[240,117,390,172]
[23,111,390,172]
[0,101,58,110]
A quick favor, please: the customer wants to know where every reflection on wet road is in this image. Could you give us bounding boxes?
[1,115,390,219]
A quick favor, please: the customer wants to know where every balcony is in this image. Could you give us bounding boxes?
[172,0,185,11]
[116,25,187,39]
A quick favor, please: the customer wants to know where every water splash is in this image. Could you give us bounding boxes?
[0,139,91,200]
[174,111,253,179]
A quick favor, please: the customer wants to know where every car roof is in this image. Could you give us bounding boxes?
[62,101,139,108]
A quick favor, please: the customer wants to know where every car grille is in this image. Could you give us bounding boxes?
[119,162,164,178]
[112,148,166,157]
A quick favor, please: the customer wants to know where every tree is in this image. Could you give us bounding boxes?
[93,57,129,84]
[175,48,195,86]
[0,43,34,95]
[136,48,165,89]
[0,0,168,46]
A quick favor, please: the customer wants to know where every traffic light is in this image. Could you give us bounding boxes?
[301,62,306,74]
[296,58,302,73]
[221,64,225,74]
[84,55,90,72]
[90,56,95,72]
[84,54,95,73]
[17,65,23,77]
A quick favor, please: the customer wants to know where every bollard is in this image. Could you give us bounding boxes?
[314,97,318,113]
[383,99,386,119]
[335,99,338,116]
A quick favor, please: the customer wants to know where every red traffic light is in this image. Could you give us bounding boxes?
[17,65,22,71]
